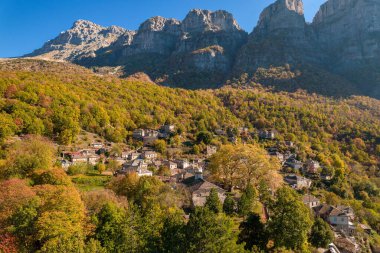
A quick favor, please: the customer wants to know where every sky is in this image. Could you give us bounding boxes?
[0,0,326,58]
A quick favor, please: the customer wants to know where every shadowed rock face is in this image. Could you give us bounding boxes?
[312,0,380,94]
[234,0,323,75]
[26,1,380,97]
[313,0,380,63]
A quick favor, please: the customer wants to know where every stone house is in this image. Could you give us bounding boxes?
[305,159,320,174]
[259,129,276,140]
[142,151,158,160]
[182,173,226,207]
[313,204,356,235]
[284,174,312,189]
[302,194,320,209]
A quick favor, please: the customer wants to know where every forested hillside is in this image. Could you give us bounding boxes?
[0,59,379,252]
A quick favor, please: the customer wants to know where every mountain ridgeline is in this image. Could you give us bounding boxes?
[26,0,380,98]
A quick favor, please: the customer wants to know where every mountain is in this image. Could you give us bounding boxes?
[26,0,380,98]
[26,20,132,61]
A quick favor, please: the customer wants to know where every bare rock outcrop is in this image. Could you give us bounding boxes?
[27,20,127,61]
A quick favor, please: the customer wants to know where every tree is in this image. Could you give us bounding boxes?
[9,198,40,251]
[0,135,55,179]
[238,213,268,251]
[209,144,281,191]
[153,139,167,154]
[238,184,256,217]
[84,239,107,253]
[161,210,186,253]
[309,218,334,248]
[223,194,235,216]
[0,179,36,225]
[31,168,72,186]
[107,173,139,200]
[196,131,213,145]
[157,166,171,177]
[205,188,222,213]
[95,202,127,252]
[106,159,119,174]
[185,207,246,253]
[96,163,106,174]
[267,187,312,250]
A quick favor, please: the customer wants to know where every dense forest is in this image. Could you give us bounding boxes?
[0,59,379,252]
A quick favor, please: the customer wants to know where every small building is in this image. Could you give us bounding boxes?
[142,151,158,160]
[305,159,320,174]
[182,173,226,207]
[176,159,190,169]
[70,153,88,164]
[87,155,99,165]
[91,142,103,149]
[128,152,140,161]
[313,204,356,235]
[161,124,175,134]
[259,130,276,140]
[269,151,285,163]
[302,194,320,209]
[206,145,217,157]
[133,129,145,140]
[114,157,126,166]
[284,158,303,170]
[163,160,177,170]
[284,174,312,189]
[215,129,227,136]
[137,168,153,177]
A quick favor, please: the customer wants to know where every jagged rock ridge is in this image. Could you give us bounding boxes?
[26,1,380,98]
[27,20,133,61]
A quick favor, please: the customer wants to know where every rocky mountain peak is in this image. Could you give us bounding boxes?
[255,0,305,36]
[71,19,100,29]
[26,20,126,61]
[182,9,242,33]
[138,16,181,33]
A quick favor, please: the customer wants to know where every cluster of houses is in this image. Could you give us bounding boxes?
[118,148,205,178]
[302,194,372,252]
[60,142,110,169]
[132,124,175,145]
[214,127,277,143]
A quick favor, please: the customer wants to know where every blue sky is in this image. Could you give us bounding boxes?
[0,0,325,57]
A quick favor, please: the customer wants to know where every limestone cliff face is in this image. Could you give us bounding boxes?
[173,9,247,81]
[312,0,380,94]
[125,17,181,55]
[181,9,242,33]
[254,0,305,37]
[313,0,380,64]
[27,20,126,61]
[233,0,322,76]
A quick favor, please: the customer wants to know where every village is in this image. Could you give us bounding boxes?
[59,124,373,253]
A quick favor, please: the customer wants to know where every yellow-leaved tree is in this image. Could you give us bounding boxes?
[208,144,282,191]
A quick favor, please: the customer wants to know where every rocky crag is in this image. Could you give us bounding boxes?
[27,0,380,97]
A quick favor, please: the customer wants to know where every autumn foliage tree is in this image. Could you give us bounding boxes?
[209,144,281,191]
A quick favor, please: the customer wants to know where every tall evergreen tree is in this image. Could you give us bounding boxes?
[223,194,235,216]
[267,187,312,250]
[185,207,246,253]
[205,188,222,213]
[238,213,268,251]
[238,184,256,217]
[309,218,334,248]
